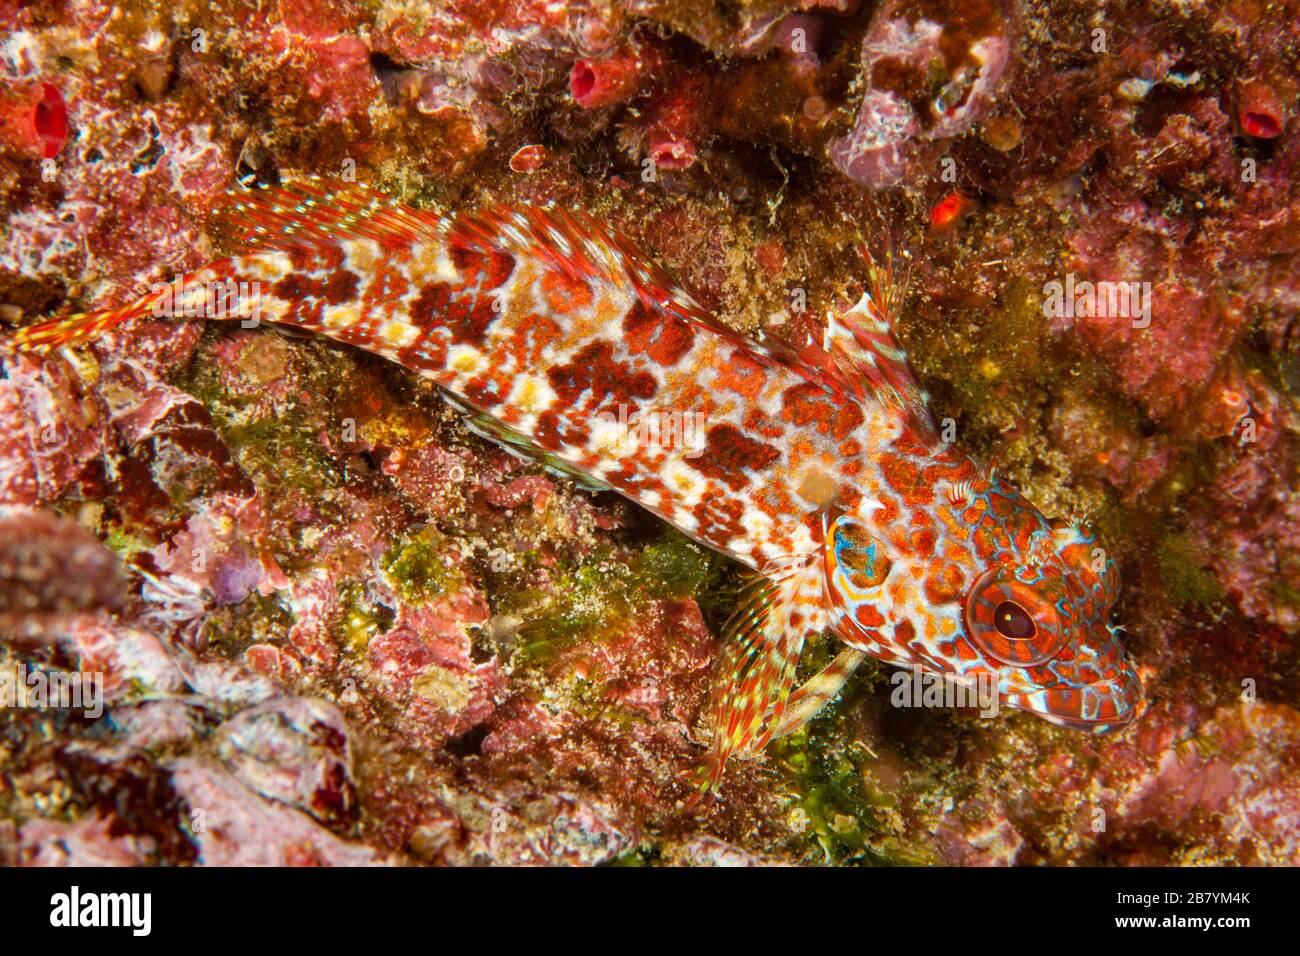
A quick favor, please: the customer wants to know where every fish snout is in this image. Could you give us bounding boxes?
[1008,639,1144,733]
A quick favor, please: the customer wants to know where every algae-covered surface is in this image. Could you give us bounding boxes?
[0,0,1298,865]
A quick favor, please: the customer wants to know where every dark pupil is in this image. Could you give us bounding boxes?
[993,601,1036,639]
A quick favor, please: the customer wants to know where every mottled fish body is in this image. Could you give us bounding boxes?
[12,181,1143,795]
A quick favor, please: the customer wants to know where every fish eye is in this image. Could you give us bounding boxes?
[964,568,1066,667]
[993,600,1035,639]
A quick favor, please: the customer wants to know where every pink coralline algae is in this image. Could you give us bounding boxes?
[828,0,1010,187]
[169,758,392,866]
[0,353,109,506]
[1,0,1299,870]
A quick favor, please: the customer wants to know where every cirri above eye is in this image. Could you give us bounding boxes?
[965,568,1067,666]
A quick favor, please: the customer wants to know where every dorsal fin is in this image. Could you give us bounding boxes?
[452,203,780,354]
[208,179,447,252]
[215,185,906,417]
[17,179,936,436]
[818,249,936,433]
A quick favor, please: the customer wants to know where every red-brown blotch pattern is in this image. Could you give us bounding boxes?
[11,181,1144,794]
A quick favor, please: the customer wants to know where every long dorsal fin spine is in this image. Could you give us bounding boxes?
[813,245,936,434]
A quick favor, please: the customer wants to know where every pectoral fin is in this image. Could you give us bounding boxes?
[690,551,828,802]
[768,645,868,740]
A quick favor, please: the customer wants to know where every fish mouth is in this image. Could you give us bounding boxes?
[1003,661,1144,734]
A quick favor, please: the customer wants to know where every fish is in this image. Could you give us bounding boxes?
[8,180,1144,797]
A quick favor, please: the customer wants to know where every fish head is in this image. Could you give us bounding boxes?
[960,511,1143,732]
[823,476,1142,732]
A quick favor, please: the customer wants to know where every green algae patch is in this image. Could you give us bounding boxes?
[771,717,925,865]
[500,530,730,669]
[176,332,355,507]
[221,416,338,498]
[202,591,296,659]
[1155,532,1227,608]
[102,522,158,563]
[763,644,925,865]
[607,847,654,866]
[635,528,741,632]
[631,532,725,601]
[335,581,396,655]
[382,526,464,605]
[512,548,635,665]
